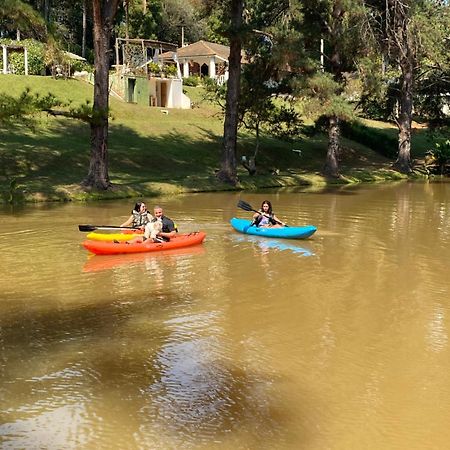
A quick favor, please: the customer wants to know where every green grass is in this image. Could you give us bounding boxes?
[0,74,418,203]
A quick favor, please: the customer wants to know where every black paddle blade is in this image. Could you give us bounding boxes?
[237,200,257,213]
[79,224,96,232]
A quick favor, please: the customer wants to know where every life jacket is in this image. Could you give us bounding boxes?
[132,211,151,227]
[255,211,277,227]
[258,215,271,226]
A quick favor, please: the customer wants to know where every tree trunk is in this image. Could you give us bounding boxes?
[242,157,256,176]
[253,122,260,162]
[385,0,414,174]
[83,0,120,190]
[216,0,243,185]
[393,54,414,173]
[82,0,87,59]
[323,115,340,177]
[124,0,129,40]
[323,0,345,178]
[43,0,50,22]
[246,121,260,176]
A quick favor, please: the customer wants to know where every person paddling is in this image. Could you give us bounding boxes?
[120,201,153,230]
[252,200,285,228]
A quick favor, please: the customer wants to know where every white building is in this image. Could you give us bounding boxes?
[160,40,233,85]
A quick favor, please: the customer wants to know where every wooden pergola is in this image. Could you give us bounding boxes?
[2,43,29,75]
[115,38,177,77]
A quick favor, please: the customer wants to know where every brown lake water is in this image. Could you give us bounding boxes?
[1,181,449,449]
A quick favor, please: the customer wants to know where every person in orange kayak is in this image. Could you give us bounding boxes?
[252,200,285,228]
[120,201,153,229]
[143,206,178,242]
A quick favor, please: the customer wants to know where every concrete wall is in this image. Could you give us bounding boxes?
[110,71,191,109]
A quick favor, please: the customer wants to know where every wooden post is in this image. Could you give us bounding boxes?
[115,38,119,73]
[24,47,28,75]
[142,39,147,76]
[2,45,7,74]
[320,38,324,71]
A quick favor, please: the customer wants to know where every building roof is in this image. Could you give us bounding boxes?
[178,40,230,59]
[64,51,86,61]
[159,40,231,61]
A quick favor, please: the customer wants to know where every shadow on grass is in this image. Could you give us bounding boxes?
[0,119,324,202]
[0,120,225,202]
[1,116,405,203]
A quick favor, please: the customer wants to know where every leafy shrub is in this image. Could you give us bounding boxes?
[426,139,450,174]
[164,64,177,77]
[148,62,160,74]
[183,75,201,87]
[70,60,92,73]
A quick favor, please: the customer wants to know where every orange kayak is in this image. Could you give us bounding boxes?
[82,231,206,255]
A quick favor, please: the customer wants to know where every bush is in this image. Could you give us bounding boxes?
[426,139,450,174]
[164,64,177,77]
[70,60,92,73]
[183,75,201,87]
[148,62,160,74]
[340,120,398,159]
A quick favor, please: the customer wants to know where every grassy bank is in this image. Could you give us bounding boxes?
[0,74,429,203]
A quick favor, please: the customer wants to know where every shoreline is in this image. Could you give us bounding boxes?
[3,167,413,204]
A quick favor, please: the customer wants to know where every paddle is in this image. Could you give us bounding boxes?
[237,200,287,227]
[78,224,140,232]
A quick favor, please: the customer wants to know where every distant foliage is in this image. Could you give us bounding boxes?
[115,1,162,39]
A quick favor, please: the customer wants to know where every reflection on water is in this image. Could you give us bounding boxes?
[231,234,315,256]
[1,182,450,449]
[83,245,206,273]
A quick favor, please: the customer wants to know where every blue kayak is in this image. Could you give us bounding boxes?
[230,218,317,239]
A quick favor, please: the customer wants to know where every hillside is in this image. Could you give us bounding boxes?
[0,74,420,203]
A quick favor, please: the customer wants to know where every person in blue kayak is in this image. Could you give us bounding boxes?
[252,200,286,228]
[120,201,153,229]
[143,205,178,242]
